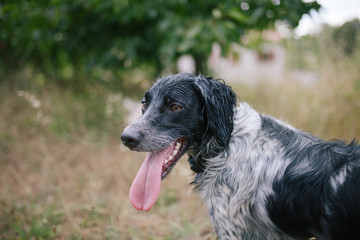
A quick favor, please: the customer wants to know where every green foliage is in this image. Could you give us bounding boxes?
[332,19,360,56]
[0,0,320,90]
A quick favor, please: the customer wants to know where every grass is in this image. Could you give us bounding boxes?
[0,47,359,239]
[0,84,214,240]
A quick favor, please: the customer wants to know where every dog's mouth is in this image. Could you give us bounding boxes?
[129,137,189,211]
[161,138,188,179]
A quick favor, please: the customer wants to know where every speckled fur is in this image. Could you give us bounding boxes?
[193,103,292,239]
[193,102,360,240]
[122,73,360,240]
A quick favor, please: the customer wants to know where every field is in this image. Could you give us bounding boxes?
[1,52,360,239]
[0,81,215,239]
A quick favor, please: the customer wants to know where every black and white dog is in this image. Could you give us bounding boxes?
[121,73,360,240]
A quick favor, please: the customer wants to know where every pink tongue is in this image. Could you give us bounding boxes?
[129,146,173,211]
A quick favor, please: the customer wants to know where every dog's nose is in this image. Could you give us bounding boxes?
[121,129,141,149]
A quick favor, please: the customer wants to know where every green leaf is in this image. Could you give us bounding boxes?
[228,8,248,23]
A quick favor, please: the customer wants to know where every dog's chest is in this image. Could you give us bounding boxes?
[195,151,290,239]
[197,169,247,238]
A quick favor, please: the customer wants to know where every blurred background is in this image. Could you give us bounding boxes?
[1,0,359,239]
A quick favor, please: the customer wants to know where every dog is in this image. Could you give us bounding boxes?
[121,73,360,240]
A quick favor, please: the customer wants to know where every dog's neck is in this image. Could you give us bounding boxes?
[231,102,262,144]
[188,102,261,173]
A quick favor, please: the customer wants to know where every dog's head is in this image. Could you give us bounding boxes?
[121,73,237,211]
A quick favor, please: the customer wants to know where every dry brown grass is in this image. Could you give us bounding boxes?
[0,90,215,239]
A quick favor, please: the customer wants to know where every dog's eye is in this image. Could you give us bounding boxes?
[141,101,147,111]
[170,104,182,112]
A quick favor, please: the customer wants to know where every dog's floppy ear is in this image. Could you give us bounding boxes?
[194,75,237,156]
